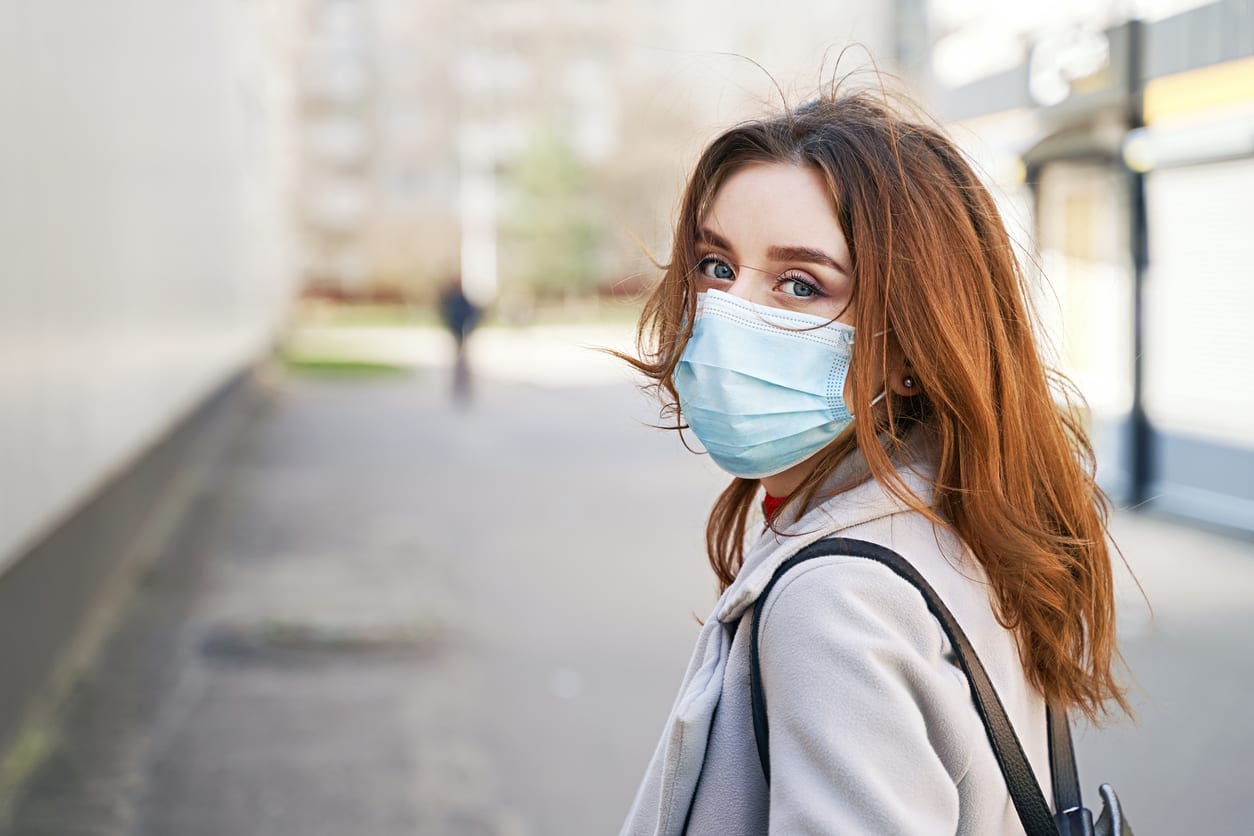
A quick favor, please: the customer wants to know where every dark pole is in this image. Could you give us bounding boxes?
[1126,19,1152,508]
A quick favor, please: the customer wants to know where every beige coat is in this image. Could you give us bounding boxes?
[621,453,1052,835]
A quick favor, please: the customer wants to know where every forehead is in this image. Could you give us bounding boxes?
[702,162,845,252]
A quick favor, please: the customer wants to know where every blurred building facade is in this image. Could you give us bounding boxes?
[298,0,378,290]
[295,0,463,295]
[921,0,1254,532]
[0,0,299,766]
[291,0,898,305]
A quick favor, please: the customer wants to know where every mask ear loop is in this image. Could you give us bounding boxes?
[854,328,895,414]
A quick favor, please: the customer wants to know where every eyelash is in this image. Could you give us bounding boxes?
[696,255,826,298]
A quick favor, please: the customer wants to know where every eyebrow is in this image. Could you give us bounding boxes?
[697,227,847,274]
[696,228,735,252]
[767,245,846,274]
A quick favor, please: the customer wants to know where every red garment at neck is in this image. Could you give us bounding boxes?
[762,493,788,523]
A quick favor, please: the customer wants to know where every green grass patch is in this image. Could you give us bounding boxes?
[281,356,413,378]
[0,723,52,812]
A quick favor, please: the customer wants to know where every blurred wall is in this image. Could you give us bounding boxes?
[0,0,298,572]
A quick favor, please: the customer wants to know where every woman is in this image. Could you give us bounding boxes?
[619,90,1129,834]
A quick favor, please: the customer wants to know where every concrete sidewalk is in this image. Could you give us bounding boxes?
[2,359,723,836]
[4,368,501,835]
[1077,510,1254,830]
[3,347,1252,835]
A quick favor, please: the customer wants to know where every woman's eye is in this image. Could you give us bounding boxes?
[780,277,818,298]
[699,257,735,281]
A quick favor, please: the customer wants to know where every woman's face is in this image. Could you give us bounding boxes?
[695,162,853,323]
[690,161,911,497]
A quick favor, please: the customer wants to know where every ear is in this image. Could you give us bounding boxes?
[888,364,921,398]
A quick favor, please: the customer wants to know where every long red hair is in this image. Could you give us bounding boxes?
[622,89,1130,721]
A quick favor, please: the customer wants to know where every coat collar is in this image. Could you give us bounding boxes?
[715,437,937,624]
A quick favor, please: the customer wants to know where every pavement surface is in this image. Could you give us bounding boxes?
[4,324,1253,835]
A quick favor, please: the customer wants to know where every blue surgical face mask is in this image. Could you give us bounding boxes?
[674,289,859,479]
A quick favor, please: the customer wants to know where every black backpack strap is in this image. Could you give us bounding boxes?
[748,536,1062,836]
[1049,704,1096,834]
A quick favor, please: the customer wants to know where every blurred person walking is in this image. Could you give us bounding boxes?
[438,276,481,402]
[618,84,1132,835]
